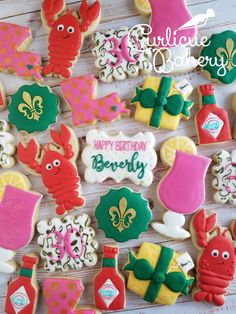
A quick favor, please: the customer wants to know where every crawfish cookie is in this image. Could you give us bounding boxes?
[131,76,194,130]
[61,75,130,126]
[0,171,42,273]
[18,124,84,215]
[94,246,125,311]
[92,25,152,83]
[5,254,39,314]
[196,84,231,145]
[37,214,98,272]
[212,150,236,206]
[82,129,157,187]
[42,0,101,79]
[201,30,236,84]
[95,187,152,242]
[124,242,194,305]
[8,83,60,133]
[0,120,15,168]
[0,22,42,81]
[44,277,101,314]
[190,209,236,306]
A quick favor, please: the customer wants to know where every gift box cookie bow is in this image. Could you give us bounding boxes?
[131,77,193,128]
[124,245,194,303]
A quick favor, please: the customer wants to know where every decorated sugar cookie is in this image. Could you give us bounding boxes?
[37,214,98,272]
[42,0,101,78]
[131,77,194,130]
[190,209,236,306]
[61,75,130,126]
[82,129,157,187]
[8,83,60,133]
[92,25,152,83]
[160,136,197,167]
[0,22,42,81]
[44,277,101,314]
[5,254,39,314]
[232,93,236,139]
[96,187,152,242]
[196,84,231,145]
[0,171,42,273]
[94,246,125,311]
[201,30,236,84]
[124,242,194,305]
[212,150,236,206]
[153,151,211,239]
[0,82,6,111]
[0,120,15,168]
[18,124,84,215]
[135,0,151,15]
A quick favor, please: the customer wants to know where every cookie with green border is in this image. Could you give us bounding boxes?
[8,83,60,133]
[201,30,236,84]
[95,187,152,242]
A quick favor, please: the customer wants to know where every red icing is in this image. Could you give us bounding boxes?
[196,84,231,145]
[18,124,84,216]
[191,209,236,306]
[42,0,65,27]
[43,0,101,78]
[5,255,38,314]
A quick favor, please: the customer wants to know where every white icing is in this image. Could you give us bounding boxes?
[176,252,195,273]
[202,113,224,139]
[10,286,30,313]
[82,130,157,187]
[0,120,15,168]
[151,212,190,239]
[0,247,17,273]
[98,278,119,308]
[175,79,193,97]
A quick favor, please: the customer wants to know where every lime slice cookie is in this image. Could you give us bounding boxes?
[135,0,151,15]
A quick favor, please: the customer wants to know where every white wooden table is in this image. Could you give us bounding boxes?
[0,0,236,313]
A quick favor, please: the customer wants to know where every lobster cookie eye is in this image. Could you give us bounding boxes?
[57,24,64,31]
[211,249,219,257]
[53,159,61,167]
[46,163,52,170]
[222,251,230,259]
[67,26,75,33]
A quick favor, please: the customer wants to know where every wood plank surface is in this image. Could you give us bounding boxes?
[0,0,236,313]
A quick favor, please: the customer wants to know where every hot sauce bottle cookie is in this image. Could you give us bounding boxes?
[8,83,60,134]
[42,0,101,79]
[18,124,84,215]
[5,254,39,314]
[37,214,98,272]
[201,30,236,84]
[82,129,157,187]
[131,77,194,130]
[190,209,236,306]
[44,277,101,313]
[61,75,130,126]
[124,242,194,305]
[0,171,42,274]
[0,22,42,81]
[212,150,236,206]
[0,120,16,168]
[196,84,231,145]
[92,25,152,83]
[95,187,152,242]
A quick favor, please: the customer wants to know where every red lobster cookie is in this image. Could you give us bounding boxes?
[190,209,236,306]
[41,0,101,78]
[18,124,84,216]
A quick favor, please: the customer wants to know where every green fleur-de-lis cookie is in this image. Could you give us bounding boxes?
[8,83,60,133]
[95,187,152,242]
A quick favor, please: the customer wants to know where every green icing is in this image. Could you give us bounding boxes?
[202,95,216,105]
[131,77,193,128]
[102,258,116,268]
[8,83,60,133]
[124,246,194,304]
[20,268,33,278]
[201,30,236,84]
[95,187,152,242]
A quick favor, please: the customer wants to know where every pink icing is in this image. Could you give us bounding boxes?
[0,185,42,250]
[106,37,123,67]
[149,0,197,47]
[0,22,43,81]
[121,34,141,63]
[61,75,130,126]
[47,231,65,262]
[64,227,84,259]
[44,278,97,314]
[158,151,211,214]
